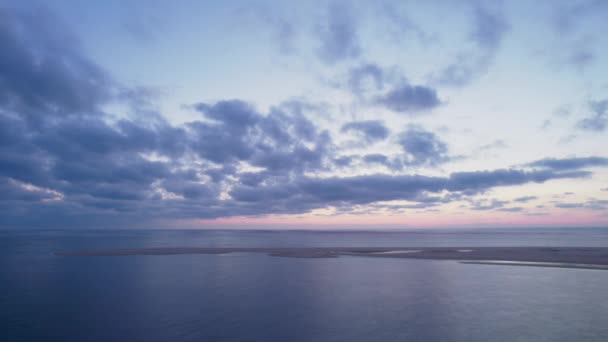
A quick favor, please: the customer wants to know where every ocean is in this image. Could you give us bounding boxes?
[1,228,607,341]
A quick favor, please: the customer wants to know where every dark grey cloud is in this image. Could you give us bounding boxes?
[497,207,524,212]
[527,156,608,171]
[376,83,441,113]
[0,6,330,226]
[341,120,389,143]
[381,203,438,210]
[361,154,402,170]
[589,200,608,210]
[513,196,537,203]
[1,94,333,223]
[0,7,112,126]
[555,199,608,211]
[447,169,589,191]
[365,195,449,212]
[435,3,508,87]
[577,99,608,132]
[333,155,355,167]
[190,100,331,173]
[398,126,449,166]
[315,1,361,64]
[555,202,584,209]
[348,126,450,170]
[229,169,589,214]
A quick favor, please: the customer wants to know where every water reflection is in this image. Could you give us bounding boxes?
[1,229,608,341]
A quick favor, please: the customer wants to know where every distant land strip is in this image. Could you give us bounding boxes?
[54,247,608,269]
[460,261,608,270]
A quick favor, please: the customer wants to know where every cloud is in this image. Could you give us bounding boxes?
[243,3,299,55]
[541,105,573,130]
[0,8,329,226]
[566,47,594,70]
[362,154,388,164]
[361,154,402,170]
[554,0,608,33]
[0,178,62,202]
[551,2,605,71]
[555,199,608,211]
[555,202,583,209]
[496,207,524,212]
[398,126,449,166]
[347,63,385,95]
[376,83,441,113]
[466,197,524,213]
[469,4,508,50]
[513,196,537,203]
[435,3,509,86]
[0,7,112,126]
[0,6,604,228]
[1,93,336,222]
[315,1,361,64]
[120,1,167,44]
[478,139,508,151]
[469,198,509,211]
[447,169,589,191]
[229,169,589,214]
[0,5,337,222]
[333,155,355,167]
[527,156,608,171]
[376,1,431,44]
[190,100,332,173]
[341,120,389,143]
[589,200,608,209]
[577,99,608,132]
[273,17,297,54]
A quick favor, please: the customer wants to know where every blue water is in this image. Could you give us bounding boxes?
[1,228,608,341]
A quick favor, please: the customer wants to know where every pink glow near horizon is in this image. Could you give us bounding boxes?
[190,209,608,228]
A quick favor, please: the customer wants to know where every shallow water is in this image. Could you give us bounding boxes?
[1,228,607,341]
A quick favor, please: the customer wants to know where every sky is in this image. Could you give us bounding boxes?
[1,0,607,229]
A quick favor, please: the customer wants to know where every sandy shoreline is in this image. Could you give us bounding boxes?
[54,247,608,269]
[460,261,608,270]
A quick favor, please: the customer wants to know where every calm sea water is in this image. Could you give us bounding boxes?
[1,228,608,341]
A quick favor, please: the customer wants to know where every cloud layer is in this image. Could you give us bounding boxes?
[1,4,607,228]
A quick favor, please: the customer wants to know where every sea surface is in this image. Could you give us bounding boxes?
[1,228,608,341]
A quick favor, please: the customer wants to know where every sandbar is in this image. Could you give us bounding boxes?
[54,246,608,269]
